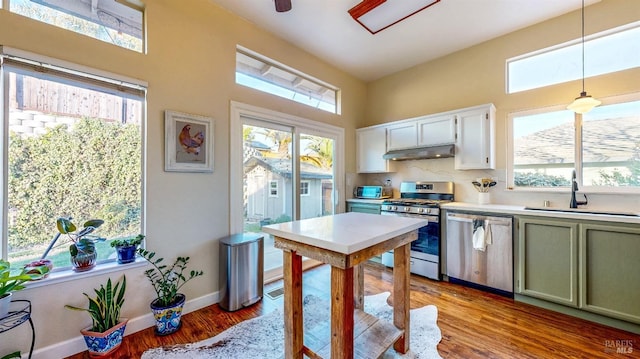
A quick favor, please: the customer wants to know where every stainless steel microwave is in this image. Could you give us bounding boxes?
[353,186,392,199]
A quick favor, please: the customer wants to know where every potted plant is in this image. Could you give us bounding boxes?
[65,276,127,358]
[0,260,49,319]
[56,217,105,272]
[110,234,144,264]
[136,248,203,335]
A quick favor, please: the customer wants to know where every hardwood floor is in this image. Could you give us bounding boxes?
[66,262,638,358]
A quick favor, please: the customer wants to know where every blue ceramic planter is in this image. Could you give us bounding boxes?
[150,293,185,336]
[115,245,137,264]
[80,319,128,357]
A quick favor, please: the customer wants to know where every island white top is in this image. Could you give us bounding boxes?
[261,212,426,254]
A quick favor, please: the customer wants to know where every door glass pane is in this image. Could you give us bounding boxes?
[512,110,574,187]
[242,124,293,271]
[582,100,640,187]
[300,134,335,219]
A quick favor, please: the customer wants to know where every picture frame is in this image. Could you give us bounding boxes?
[164,110,214,172]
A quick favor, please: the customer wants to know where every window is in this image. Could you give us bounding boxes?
[1,48,146,270]
[508,94,640,191]
[269,181,279,197]
[511,108,575,188]
[9,0,144,53]
[507,22,640,93]
[300,181,310,196]
[235,46,340,114]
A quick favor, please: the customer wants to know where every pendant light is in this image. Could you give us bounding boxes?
[567,0,601,114]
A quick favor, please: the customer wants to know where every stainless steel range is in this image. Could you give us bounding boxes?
[380,181,454,280]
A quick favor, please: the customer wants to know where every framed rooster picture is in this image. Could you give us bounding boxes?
[165,110,214,172]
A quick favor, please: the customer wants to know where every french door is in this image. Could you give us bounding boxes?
[230,102,344,281]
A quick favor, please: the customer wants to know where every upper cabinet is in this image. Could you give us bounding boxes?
[356,126,395,173]
[356,103,495,172]
[454,104,496,170]
[386,122,418,151]
[418,114,456,147]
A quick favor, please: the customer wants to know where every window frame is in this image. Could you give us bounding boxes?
[0,47,147,273]
[269,180,279,197]
[300,180,310,196]
[506,21,640,94]
[235,46,341,114]
[7,0,145,53]
[507,92,640,194]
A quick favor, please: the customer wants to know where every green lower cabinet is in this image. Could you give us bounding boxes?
[517,216,640,329]
[517,217,579,307]
[581,223,640,324]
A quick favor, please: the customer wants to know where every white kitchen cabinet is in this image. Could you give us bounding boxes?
[454,104,495,170]
[386,121,418,151]
[356,126,394,173]
[418,114,456,146]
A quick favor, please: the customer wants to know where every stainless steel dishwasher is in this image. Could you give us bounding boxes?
[445,212,513,295]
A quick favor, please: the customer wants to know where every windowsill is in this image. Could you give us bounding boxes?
[24,258,147,290]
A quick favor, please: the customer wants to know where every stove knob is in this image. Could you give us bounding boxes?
[418,208,424,213]
[404,207,410,212]
[424,208,431,214]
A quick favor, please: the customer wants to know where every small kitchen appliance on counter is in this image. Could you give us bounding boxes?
[380,181,454,280]
[353,185,393,199]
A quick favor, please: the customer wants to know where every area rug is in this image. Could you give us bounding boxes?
[141,292,442,359]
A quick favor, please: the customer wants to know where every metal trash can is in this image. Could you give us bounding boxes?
[219,233,264,311]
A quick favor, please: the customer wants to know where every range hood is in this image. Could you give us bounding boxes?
[383,144,455,161]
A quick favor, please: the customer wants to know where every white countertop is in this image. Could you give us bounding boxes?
[261,212,425,254]
[441,202,640,224]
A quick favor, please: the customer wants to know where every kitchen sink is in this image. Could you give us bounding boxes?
[524,206,640,217]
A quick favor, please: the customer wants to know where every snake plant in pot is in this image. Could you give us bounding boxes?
[137,248,203,335]
[65,276,127,357]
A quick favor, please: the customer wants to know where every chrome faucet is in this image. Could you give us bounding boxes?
[569,170,588,208]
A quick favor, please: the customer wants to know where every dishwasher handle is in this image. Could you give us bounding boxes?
[446,214,473,223]
[447,213,512,227]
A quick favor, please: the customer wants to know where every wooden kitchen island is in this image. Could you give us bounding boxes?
[262,212,425,359]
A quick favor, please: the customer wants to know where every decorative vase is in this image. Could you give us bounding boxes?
[71,250,97,272]
[478,192,490,205]
[0,292,12,319]
[115,245,137,264]
[150,293,185,336]
[80,319,128,358]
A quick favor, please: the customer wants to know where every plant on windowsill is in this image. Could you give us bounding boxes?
[65,276,127,357]
[110,234,145,264]
[136,248,204,335]
[55,217,106,272]
[0,259,50,319]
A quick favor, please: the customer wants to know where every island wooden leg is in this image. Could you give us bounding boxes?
[393,243,411,353]
[331,266,354,359]
[283,249,303,359]
[353,264,364,310]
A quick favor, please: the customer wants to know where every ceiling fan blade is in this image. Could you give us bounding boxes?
[275,0,292,12]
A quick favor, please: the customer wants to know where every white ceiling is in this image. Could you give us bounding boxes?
[209,0,598,82]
